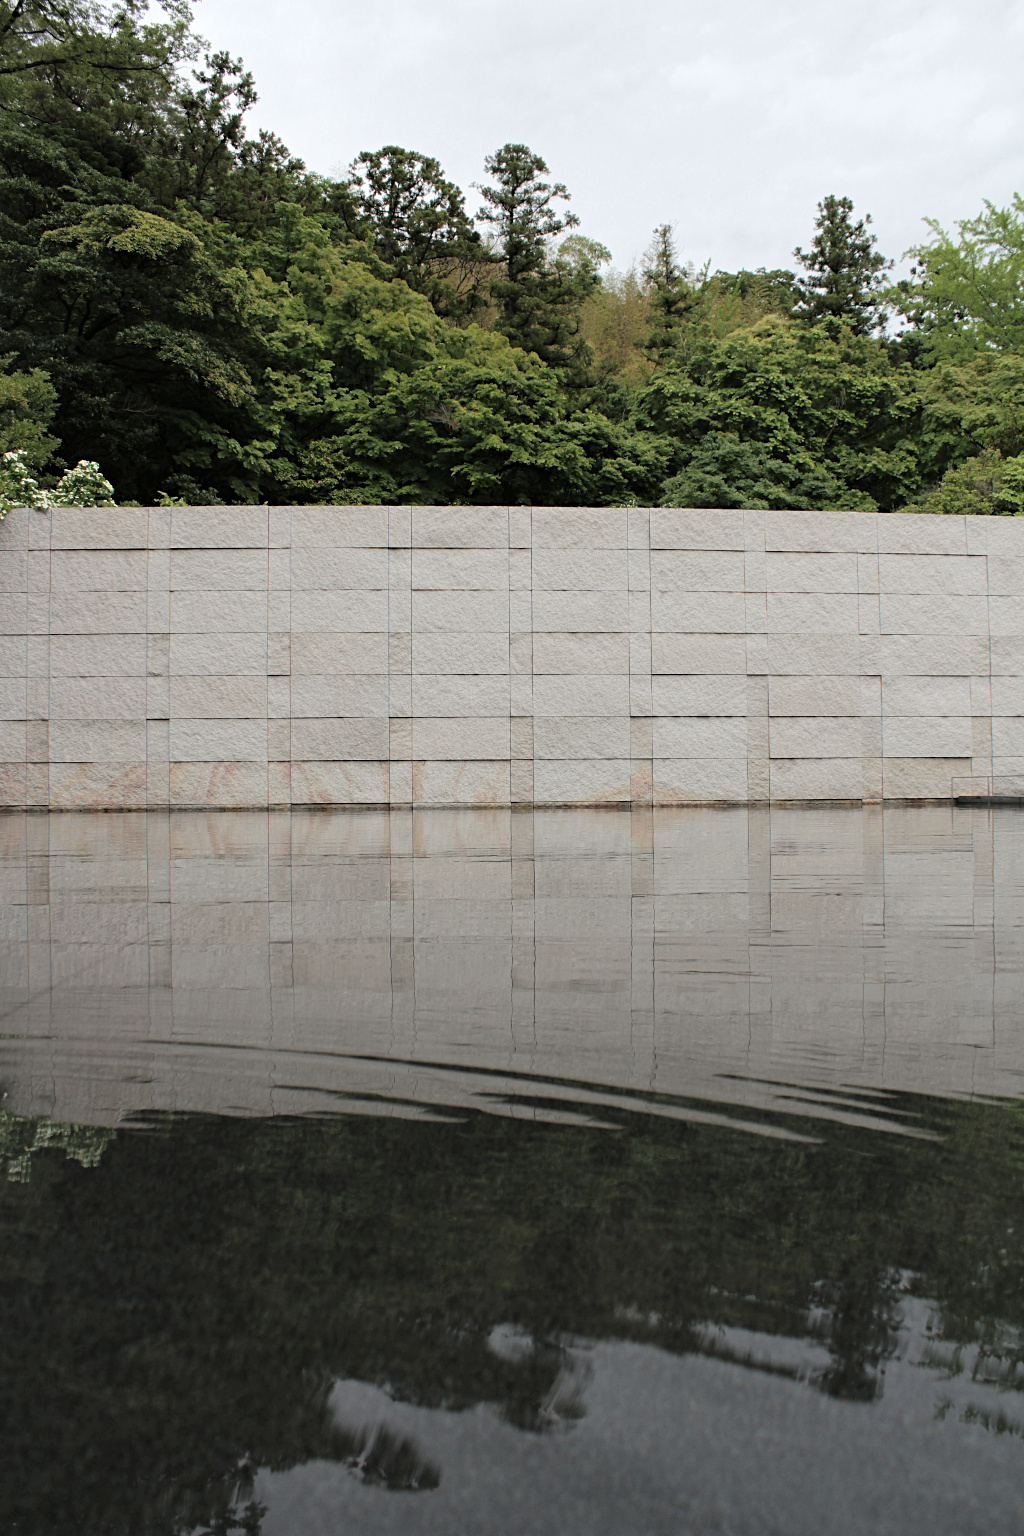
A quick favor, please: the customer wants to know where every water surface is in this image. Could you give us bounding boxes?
[1,806,1023,1533]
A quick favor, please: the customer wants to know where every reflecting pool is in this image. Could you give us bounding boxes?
[1,806,1023,1534]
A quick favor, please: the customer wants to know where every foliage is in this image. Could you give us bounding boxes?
[794,194,892,336]
[903,447,1024,516]
[0,355,58,467]
[0,447,115,519]
[895,195,1024,359]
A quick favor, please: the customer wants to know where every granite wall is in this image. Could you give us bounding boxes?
[0,502,1022,808]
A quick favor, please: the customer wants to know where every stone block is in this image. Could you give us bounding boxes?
[170,590,268,633]
[768,675,861,716]
[49,720,147,761]
[288,673,388,717]
[0,721,26,760]
[0,506,29,548]
[170,632,267,676]
[768,634,861,675]
[877,553,970,594]
[533,716,630,758]
[510,674,533,715]
[531,507,627,549]
[511,757,534,803]
[989,596,1024,636]
[0,553,28,592]
[170,676,268,718]
[509,590,532,630]
[769,716,861,757]
[49,676,147,720]
[25,678,46,717]
[412,759,511,805]
[532,673,630,716]
[764,552,858,592]
[653,757,749,801]
[882,676,972,716]
[745,591,768,632]
[769,758,863,800]
[411,549,508,589]
[289,507,388,547]
[411,589,510,633]
[49,760,147,807]
[858,593,880,634]
[267,676,289,719]
[532,758,631,804]
[765,509,878,553]
[389,760,413,803]
[169,507,267,549]
[0,677,26,718]
[412,631,509,674]
[510,717,534,759]
[50,507,148,550]
[649,508,745,550]
[0,636,26,675]
[169,549,267,590]
[882,757,971,798]
[170,718,269,761]
[168,761,268,808]
[290,717,388,759]
[970,675,992,715]
[413,716,510,759]
[49,591,147,633]
[990,675,1024,714]
[508,548,532,590]
[291,589,387,632]
[986,554,1024,595]
[882,716,973,757]
[411,507,507,549]
[877,515,966,556]
[147,718,169,762]
[531,589,629,632]
[509,508,532,549]
[267,591,289,632]
[0,762,27,805]
[965,518,989,554]
[531,548,628,590]
[50,634,147,676]
[992,718,1024,755]
[649,549,746,591]
[654,717,747,757]
[651,674,747,716]
[650,590,746,633]
[857,552,880,592]
[767,592,859,633]
[290,545,388,590]
[879,634,972,676]
[412,674,510,716]
[50,550,146,594]
[25,761,48,806]
[532,632,629,674]
[509,634,532,675]
[651,634,746,674]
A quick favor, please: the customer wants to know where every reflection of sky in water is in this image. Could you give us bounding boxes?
[1,805,1023,1534]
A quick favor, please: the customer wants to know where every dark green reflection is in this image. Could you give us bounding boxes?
[1,1093,1023,1535]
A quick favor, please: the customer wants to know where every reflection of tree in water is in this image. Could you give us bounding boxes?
[0,1094,1022,1535]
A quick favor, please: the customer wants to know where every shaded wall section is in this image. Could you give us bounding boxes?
[0,504,1022,808]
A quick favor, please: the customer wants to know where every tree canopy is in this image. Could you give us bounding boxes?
[1,0,1023,511]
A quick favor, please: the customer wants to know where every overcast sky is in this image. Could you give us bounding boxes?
[191,0,1024,276]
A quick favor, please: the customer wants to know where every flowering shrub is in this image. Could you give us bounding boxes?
[0,450,116,522]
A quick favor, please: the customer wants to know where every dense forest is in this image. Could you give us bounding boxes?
[3,0,1024,512]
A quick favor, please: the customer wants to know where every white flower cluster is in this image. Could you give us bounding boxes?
[0,450,116,522]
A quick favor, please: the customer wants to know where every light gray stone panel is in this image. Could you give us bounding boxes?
[412,759,511,805]
[49,591,147,634]
[170,719,269,762]
[650,590,746,633]
[0,552,28,591]
[170,633,267,676]
[878,553,972,594]
[168,507,267,549]
[411,549,508,589]
[649,550,746,591]
[765,510,877,553]
[532,633,629,674]
[50,551,146,594]
[988,596,1024,636]
[991,718,1024,755]
[531,589,629,633]
[0,677,26,719]
[654,717,747,757]
[532,758,631,803]
[412,717,511,760]
[169,549,268,589]
[883,757,971,798]
[532,674,630,717]
[531,508,627,549]
[170,591,268,633]
[531,548,628,590]
[291,632,388,675]
[990,676,1024,715]
[168,761,268,808]
[769,717,861,758]
[50,721,147,761]
[49,507,148,550]
[289,760,389,804]
[290,589,388,632]
[49,677,147,721]
[654,756,749,801]
[882,677,972,716]
[651,634,746,675]
[768,676,861,716]
[877,515,966,556]
[767,592,859,633]
[48,761,147,808]
[0,636,27,675]
[769,758,863,799]
[879,634,973,676]
[412,631,510,674]
[0,721,26,760]
[768,635,861,675]
[412,675,511,716]
[290,545,388,590]
[651,675,748,716]
[49,634,147,677]
[764,552,858,592]
[650,509,745,550]
[288,674,389,717]
[289,507,388,547]
[412,590,510,633]
[882,717,974,757]
[290,718,389,760]
[533,716,631,759]
[986,555,1024,594]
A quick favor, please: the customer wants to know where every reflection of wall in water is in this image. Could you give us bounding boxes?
[0,806,1018,1126]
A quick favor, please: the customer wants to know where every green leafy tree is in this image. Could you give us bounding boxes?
[641,223,702,359]
[902,447,1024,515]
[344,145,490,320]
[476,142,599,371]
[0,354,58,467]
[660,430,853,510]
[794,194,892,336]
[895,195,1024,359]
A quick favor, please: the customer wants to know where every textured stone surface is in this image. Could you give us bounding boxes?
[1,506,1022,806]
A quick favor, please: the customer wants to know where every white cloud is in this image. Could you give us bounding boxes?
[189,0,1024,273]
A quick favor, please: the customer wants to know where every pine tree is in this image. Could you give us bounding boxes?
[794,195,892,335]
[641,224,699,359]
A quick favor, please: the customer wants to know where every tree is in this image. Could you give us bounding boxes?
[641,224,701,359]
[794,194,892,335]
[476,142,599,370]
[895,195,1024,359]
[344,145,490,320]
